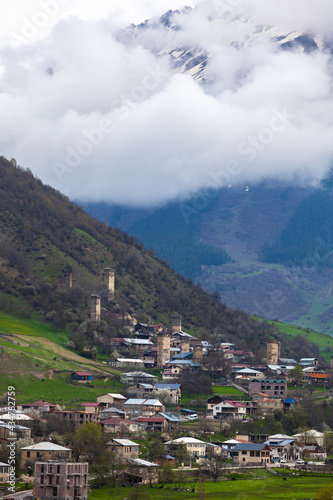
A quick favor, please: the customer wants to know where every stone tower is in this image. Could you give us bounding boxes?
[266,339,281,365]
[90,294,101,322]
[181,338,190,353]
[103,268,115,301]
[157,330,171,368]
[193,345,203,364]
[172,314,182,335]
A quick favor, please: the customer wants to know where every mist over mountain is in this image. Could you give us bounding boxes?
[1,1,333,206]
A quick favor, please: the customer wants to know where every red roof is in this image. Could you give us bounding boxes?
[73,372,92,376]
[137,417,165,423]
[225,400,246,408]
[81,402,99,407]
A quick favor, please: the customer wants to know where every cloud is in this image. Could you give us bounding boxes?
[0,1,333,206]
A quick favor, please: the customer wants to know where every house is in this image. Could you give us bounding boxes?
[20,442,72,468]
[34,461,88,500]
[136,417,166,432]
[120,372,158,385]
[249,379,287,398]
[292,430,324,448]
[300,358,318,367]
[124,338,154,351]
[235,368,264,379]
[207,395,228,416]
[162,365,182,382]
[0,462,9,485]
[106,438,140,460]
[265,435,303,462]
[100,407,126,420]
[112,358,145,369]
[53,410,98,427]
[0,421,31,441]
[158,412,182,431]
[96,393,127,409]
[123,399,165,418]
[153,383,181,404]
[126,383,154,399]
[20,400,57,414]
[212,400,246,420]
[100,417,141,434]
[232,443,271,465]
[303,373,328,386]
[126,458,159,485]
[164,437,206,458]
[71,372,92,383]
[81,402,101,414]
[206,443,223,457]
[0,412,34,425]
[256,398,283,415]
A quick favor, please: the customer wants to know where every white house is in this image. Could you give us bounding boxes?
[164,437,206,457]
[213,401,246,419]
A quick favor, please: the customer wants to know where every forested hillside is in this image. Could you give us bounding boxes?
[0,156,323,360]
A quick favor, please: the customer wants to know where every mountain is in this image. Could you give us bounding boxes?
[0,155,328,366]
[79,8,333,334]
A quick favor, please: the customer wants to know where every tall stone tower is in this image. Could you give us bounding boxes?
[172,314,182,335]
[90,294,101,322]
[157,330,171,368]
[193,345,203,364]
[181,338,190,353]
[266,339,281,365]
[103,268,115,301]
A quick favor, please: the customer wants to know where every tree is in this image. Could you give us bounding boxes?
[159,462,176,487]
[316,483,333,499]
[71,422,105,462]
[198,457,225,482]
[289,365,304,386]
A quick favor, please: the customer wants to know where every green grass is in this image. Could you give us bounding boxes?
[212,386,243,395]
[254,316,333,361]
[88,476,333,499]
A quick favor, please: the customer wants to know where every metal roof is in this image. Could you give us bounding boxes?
[110,439,139,447]
[21,442,71,451]
[124,399,146,405]
[233,443,270,451]
[154,384,181,390]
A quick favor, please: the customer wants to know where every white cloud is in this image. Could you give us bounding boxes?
[0,0,333,206]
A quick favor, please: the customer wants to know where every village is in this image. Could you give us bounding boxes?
[0,269,332,499]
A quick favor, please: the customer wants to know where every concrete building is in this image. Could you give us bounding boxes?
[0,462,9,485]
[34,461,88,500]
[103,268,115,301]
[106,439,140,461]
[212,400,246,420]
[157,331,171,368]
[266,339,281,365]
[249,379,287,399]
[90,294,101,321]
[21,442,72,468]
[232,443,271,465]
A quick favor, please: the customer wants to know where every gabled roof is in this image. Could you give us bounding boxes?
[72,372,92,376]
[164,437,206,445]
[21,442,71,451]
[109,439,139,447]
[23,401,56,407]
[101,407,125,414]
[124,399,146,405]
[137,417,165,423]
[81,402,99,407]
[105,393,127,400]
[233,443,271,452]
[128,458,158,467]
[143,399,164,406]
[159,412,182,422]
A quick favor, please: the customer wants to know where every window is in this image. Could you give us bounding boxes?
[57,465,60,474]
[49,465,53,473]
[250,451,255,457]
[242,451,247,455]
[41,464,45,473]
[27,452,30,458]
[256,452,260,457]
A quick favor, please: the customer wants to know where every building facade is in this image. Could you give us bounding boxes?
[34,461,88,500]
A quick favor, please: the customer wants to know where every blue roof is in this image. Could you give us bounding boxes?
[170,352,193,361]
[233,443,270,451]
[167,360,200,367]
[285,399,294,404]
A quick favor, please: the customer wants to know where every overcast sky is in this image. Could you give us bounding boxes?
[1,0,333,206]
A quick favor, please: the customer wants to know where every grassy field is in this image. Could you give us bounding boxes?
[0,311,123,404]
[88,476,333,499]
[212,386,243,395]
[254,316,333,361]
